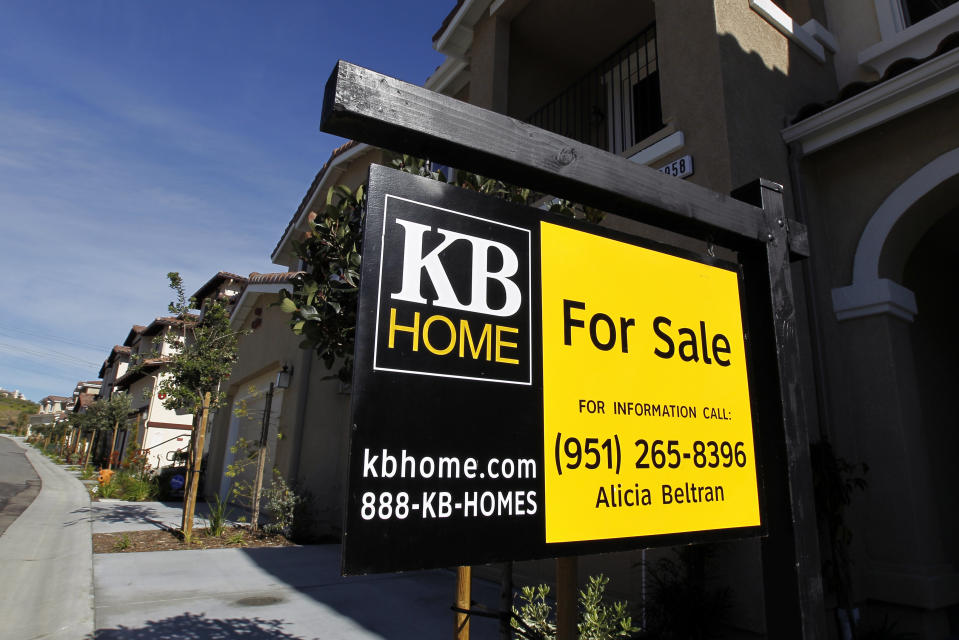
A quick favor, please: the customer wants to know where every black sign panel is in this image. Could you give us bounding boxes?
[343,165,764,575]
[373,194,533,385]
[345,166,544,575]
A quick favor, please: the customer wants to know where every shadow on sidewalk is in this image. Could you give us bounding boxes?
[237,545,502,639]
[70,504,171,529]
[91,611,309,639]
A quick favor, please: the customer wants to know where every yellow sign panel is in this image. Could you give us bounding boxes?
[540,222,760,543]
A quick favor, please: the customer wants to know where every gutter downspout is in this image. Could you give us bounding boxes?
[785,140,832,444]
[288,347,314,484]
[787,140,859,640]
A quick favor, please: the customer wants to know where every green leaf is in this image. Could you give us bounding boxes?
[279,298,298,313]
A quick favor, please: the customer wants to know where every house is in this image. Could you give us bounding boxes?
[198,0,955,634]
[69,380,102,452]
[113,316,197,470]
[98,345,132,401]
[28,394,74,436]
[421,0,959,636]
[201,143,389,537]
[0,387,25,400]
[36,395,73,415]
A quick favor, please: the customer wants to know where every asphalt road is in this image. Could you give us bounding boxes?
[0,434,41,536]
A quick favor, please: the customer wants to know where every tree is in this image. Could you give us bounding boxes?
[99,394,133,470]
[279,156,603,382]
[153,272,242,543]
[71,397,118,468]
[15,410,31,436]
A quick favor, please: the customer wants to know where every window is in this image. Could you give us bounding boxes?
[526,24,663,155]
[902,0,959,25]
[601,28,662,153]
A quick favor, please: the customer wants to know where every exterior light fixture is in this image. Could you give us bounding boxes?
[275,364,293,389]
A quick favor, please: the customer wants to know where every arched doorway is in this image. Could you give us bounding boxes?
[901,209,959,568]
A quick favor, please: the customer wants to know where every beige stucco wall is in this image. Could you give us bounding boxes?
[823,0,883,86]
[713,0,838,199]
[799,92,959,287]
[203,290,353,538]
[205,293,300,501]
[796,93,959,626]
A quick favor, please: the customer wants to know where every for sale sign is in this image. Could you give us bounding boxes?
[343,165,762,575]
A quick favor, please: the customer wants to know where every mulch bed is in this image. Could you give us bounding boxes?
[92,526,295,554]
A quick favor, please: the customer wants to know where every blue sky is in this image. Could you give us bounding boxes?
[0,1,447,402]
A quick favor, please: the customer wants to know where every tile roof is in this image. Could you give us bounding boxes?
[248,271,303,285]
[191,271,249,306]
[74,393,97,410]
[271,140,362,261]
[141,315,198,337]
[99,345,132,378]
[791,31,959,124]
[113,358,168,389]
[123,325,146,347]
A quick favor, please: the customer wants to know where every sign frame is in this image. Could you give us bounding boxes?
[343,165,770,575]
[322,60,826,639]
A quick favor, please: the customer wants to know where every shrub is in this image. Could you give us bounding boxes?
[263,469,298,536]
[204,495,231,537]
[119,473,158,502]
[98,480,118,499]
[511,574,639,640]
[642,546,730,640]
[112,534,131,551]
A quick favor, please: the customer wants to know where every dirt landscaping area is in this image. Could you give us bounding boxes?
[92,526,295,554]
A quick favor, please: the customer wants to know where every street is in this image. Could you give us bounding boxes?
[0,436,40,536]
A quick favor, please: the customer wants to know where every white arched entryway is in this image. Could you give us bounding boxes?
[831,147,959,322]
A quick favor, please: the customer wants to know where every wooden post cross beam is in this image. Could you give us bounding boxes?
[321,60,826,640]
[321,60,808,258]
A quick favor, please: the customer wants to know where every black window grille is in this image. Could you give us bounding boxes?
[526,23,663,155]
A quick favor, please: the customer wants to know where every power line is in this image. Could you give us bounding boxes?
[0,323,112,353]
[0,342,100,369]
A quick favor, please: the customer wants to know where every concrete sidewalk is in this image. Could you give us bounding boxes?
[0,440,505,639]
[0,435,95,639]
[91,498,246,534]
[91,499,504,639]
[94,545,502,639]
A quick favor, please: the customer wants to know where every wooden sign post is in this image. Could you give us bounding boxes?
[322,60,826,640]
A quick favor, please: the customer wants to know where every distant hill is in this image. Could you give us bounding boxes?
[0,396,38,431]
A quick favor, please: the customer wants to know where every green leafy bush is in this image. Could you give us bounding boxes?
[511,574,638,640]
[118,473,158,502]
[98,480,118,499]
[204,495,231,537]
[112,534,131,551]
[282,155,605,383]
[263,469,298,536]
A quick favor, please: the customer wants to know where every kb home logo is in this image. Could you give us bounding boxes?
[374,195,532,385]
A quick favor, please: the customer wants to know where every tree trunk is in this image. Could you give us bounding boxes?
[82,430,97,468]
[250,383,275,532]
[107,420,119,470]
[181,392,211,544]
